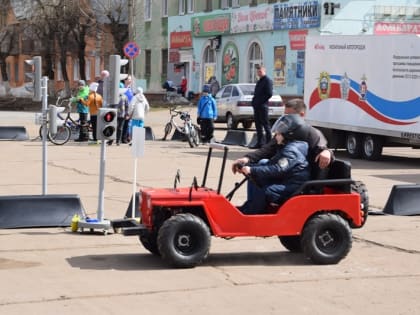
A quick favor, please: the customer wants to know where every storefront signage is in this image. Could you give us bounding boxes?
[170,31,193,49]
[221,42,239,86]
[231,6,274,33]
[273,1,321,30]
[192,14,230,37]
[273,46,287,86]
[374,22,420,35]
[289,29,308,50]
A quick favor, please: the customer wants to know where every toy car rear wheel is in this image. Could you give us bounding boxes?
[139,231,160,256]
[157,213,210,268]
[279,236,302,252]
[301,213,352,265]
[351,181,369,228]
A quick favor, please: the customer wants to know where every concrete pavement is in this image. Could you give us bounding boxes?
[0,108,420,314]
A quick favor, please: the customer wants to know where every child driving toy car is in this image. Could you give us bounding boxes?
[234,114,311,214]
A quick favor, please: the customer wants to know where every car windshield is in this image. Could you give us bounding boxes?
[239,84,256,96]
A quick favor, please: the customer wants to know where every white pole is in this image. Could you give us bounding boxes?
[41,76,48,195]
[132,157,137,218]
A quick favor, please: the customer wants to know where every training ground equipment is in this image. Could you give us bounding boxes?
[383,184,420,216]
[112,143,367,268]
[0,194,85,229]
[0,126,29,140]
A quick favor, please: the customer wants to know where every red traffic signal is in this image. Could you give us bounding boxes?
[103,111,116,123]
[97,108,117,140]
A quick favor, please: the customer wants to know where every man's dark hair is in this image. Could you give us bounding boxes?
[285,98,307,114]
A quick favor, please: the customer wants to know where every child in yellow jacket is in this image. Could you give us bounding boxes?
[81,82,103,141]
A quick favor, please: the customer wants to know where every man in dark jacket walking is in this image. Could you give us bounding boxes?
[250,65,273,149]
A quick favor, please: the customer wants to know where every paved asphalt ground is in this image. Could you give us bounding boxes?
[1,107,420,314]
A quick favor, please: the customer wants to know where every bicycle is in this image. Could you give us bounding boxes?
[39,96,89,145]
[162,107,201,148]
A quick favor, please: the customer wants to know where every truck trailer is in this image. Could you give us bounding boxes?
[304,34,420,160]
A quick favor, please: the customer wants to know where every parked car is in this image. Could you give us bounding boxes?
[214,83,284,129]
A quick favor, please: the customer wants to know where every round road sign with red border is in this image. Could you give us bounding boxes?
[123,42,140,59]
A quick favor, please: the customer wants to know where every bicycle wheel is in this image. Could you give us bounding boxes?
[190,124,201,147]
[185,123,199,148]
[163,122,172,140]
[48,124,72,145]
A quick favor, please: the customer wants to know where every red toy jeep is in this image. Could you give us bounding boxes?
[113,143,368,268]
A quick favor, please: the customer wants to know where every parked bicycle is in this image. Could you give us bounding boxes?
[39,95,90,145]
[162,107,200,148]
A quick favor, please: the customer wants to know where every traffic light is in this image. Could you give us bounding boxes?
[109,55,128,105]
[25,56,42,102]
[97,108,117,140]
[48,105,65,135]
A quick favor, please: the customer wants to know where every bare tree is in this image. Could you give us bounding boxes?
[91,0,129,56]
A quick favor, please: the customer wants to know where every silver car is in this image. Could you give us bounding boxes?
[214,83,284,129]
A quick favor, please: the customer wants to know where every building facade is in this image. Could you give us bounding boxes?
[134,0,420,98]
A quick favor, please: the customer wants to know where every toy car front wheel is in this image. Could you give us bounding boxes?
[279,236,302,252]
[301,213,352,265]
[157,213,211,268]
[139,231,160,256]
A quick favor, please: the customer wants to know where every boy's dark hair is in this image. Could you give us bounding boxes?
[285,98,307,114]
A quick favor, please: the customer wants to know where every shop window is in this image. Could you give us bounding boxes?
[248,42,263,83]
[162,49,168,79]
[145,50,151,76]
[162,0,168,17]
[145,0,151,21]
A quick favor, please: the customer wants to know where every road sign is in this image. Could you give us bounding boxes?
[123,42,140,59]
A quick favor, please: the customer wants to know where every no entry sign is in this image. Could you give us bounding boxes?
[123,42,141,59]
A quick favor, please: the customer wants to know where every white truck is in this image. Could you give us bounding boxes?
[304,34,420,160]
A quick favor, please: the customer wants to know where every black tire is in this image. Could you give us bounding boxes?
[163,122,172,140]
[39,125,46,139]
[49,124,72,145]
[190,124,201,147]
[226,113,238,130]
[362,135,383,160]
[301,213,352,265]
[345,133,362,158]
[242,120,253,129]
[185,123,196,148]
[351,181,369,228]
[157,213,211,268]
[279,235,302,252]
[139,231,160,256]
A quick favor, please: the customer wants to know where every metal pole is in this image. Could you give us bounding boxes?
[41,76,48,195]
[97,140,106,222]
[132,157,137,218]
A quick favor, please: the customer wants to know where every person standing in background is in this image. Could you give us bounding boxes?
[250,65,273,149]
[81,82,103,142]
[121,75,134,143]
[180,76,187,97]
[96,70,109,98]
[108,89,129,146]
[208,76,220,98]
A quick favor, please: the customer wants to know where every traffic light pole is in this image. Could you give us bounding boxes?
[41,76,48,195]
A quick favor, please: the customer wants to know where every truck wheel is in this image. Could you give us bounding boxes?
[362,135,383,160]
[139,231,160,256]
[279,236,302,252]
[302,213,352,265]
[242,120,253,129]
[351,181,369,228]
[345,133,362,158]
[158,213,210,268]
